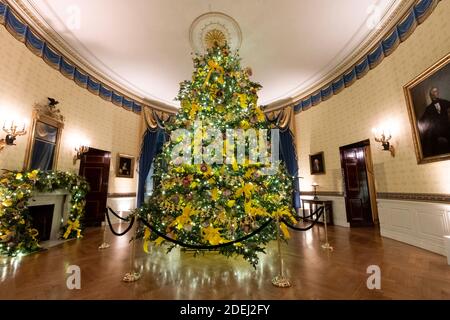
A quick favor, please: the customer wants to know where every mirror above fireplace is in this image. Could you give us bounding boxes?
[24,98,64,171]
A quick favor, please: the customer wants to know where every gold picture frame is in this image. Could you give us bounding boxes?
[116,154,135,178]
[403,53,450,164]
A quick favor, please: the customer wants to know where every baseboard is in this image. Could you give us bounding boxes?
[380,228,445,256]
[378,199,450,257]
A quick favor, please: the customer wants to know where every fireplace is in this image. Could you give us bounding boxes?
[29,205,54,241]
[28,190,70,244]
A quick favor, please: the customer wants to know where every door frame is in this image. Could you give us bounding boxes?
[79,147,111,226]
[339,139,377,227]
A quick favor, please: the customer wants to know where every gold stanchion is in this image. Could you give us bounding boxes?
[321,207,333,251]
[98,215,110,250]
[272,216,291,288]
[123,221,141,282]
[0,255,8,267]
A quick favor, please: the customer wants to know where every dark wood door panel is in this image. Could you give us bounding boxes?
[82,167,104,192]
[79,148,110,227]
[349,199,364,220]
[82,155,108,164]
[345,163,359,191]
[340,141,373,227]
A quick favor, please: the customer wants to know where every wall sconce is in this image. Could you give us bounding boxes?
[73,144,89,164]
[372,127,395,157]
[312,182,319,200]
[69,134,90,164]
[0,120,27,152]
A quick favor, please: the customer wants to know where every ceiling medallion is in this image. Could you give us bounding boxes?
[189,12,242,53]
[204,29,227,49]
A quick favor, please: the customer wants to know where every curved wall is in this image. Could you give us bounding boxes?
[295,0,450,195]
[0,26,140,203]
[294,1,450,256]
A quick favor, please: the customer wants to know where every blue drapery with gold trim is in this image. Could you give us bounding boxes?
[137,108,173,206]
[266,108,301,209]
[279,129,301,209]
[137,128,164,206]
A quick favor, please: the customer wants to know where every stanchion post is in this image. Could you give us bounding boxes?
[0,255,8,267]
[321,207,333,251]
[272,216,291,288]
[98,212,110,250]
[123,219,141,282]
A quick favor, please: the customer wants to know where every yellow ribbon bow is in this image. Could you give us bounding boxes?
[203,60,224,88]
[170,204,196,230]
[273,206,297,224]
[143,227,151,253]
[63,219,81,239]
[29,228,39,240]
[280,222,290,239]
[189,103,200,119]
[238,94,248,109]
[236,182,254,199]
[202,226,227,245]
[0,230,13,242]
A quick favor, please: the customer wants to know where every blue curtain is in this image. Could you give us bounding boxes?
[279,129,301,209]
[30,140,55,171]
[137,128,163,206]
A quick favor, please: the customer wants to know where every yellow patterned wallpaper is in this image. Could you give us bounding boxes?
[0,27,141,195]
[295,0,450,195]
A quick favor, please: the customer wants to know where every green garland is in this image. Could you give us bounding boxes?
[0,170,89,256]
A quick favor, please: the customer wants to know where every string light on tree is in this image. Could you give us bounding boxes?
[138,43,296,267]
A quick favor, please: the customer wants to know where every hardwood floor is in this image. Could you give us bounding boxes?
[1,223,449,299]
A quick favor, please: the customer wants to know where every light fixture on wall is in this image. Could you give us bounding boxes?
[72,136,90,164]
[312,182,319,200]
[372,127,395,157]
[73,144,89,163]
[0,119,28,152]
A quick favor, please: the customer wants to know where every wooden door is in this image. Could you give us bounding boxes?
[340,140,373,227]
[79,148,111,226]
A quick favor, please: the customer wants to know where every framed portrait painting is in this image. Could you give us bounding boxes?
[404,53,450,164]
[309,152,325,175]
[116,154,135,178]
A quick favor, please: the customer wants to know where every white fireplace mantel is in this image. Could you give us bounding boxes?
[28,189,71,242]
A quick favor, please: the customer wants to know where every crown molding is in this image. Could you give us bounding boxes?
[265,0,417,112]
[3,0,434,115]
[5,0,178,114]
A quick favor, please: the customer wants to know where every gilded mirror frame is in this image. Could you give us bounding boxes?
[23,102,64,171]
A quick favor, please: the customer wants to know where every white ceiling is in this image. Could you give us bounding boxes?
[22,0,399,108]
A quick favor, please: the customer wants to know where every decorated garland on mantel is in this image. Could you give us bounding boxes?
[0,170,89,256]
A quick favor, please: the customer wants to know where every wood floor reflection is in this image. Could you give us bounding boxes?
[1,223,449,299]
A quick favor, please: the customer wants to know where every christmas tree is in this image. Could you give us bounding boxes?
[139,43,296,266]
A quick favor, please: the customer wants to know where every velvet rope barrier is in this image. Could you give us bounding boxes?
[281,206,325,231]
[105,207,135,236]
[107,207,131,221]
[139,217,274,250]
[105,206,326,244]
[292,207,324,220]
